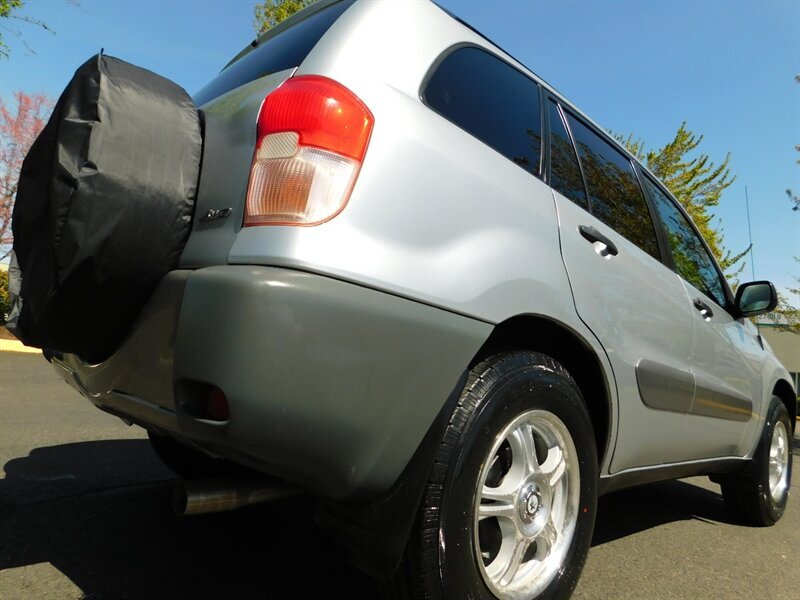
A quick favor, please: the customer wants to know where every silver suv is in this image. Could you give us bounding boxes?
[35,1,794,598]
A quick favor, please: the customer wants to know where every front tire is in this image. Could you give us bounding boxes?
[393,351,598,600]
[720,396,792,526]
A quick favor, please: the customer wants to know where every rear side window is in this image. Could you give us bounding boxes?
[548,100,587,209]
[565,113,660,260]
[643,175,728,306]
[423,47,542,177]
[193,0,354,106]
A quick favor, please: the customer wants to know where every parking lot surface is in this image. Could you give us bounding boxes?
[1,351,797,599]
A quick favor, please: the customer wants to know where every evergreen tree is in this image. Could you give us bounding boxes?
[786,74,799,211]
[615,123,748,278]
[254,0,315,35]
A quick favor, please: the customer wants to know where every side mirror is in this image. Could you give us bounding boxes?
[734,281,778,318]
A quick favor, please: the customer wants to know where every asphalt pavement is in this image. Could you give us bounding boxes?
[1,351,798,599]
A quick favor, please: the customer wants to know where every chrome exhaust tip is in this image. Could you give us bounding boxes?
[174,477,301,516]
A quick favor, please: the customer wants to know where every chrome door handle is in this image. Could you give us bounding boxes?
[578,225,619,257]
[693,298,714,321]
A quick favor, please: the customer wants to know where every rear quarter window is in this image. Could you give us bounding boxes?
[423,46,542,177]
[193,0,354,106]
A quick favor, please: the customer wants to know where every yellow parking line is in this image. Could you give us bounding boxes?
[0,339,41,354]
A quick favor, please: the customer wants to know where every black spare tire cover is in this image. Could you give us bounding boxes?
[10,53,201,362]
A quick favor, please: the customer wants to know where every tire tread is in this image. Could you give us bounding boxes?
[388,351,590,600]
[719,396,791,527]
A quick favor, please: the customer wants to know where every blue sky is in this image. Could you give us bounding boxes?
[1,0,798,302]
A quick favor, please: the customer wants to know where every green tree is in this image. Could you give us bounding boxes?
[768,258,799,335]
[787,74,799,211]
[788,191,799,211]
[789,189,799,212]
[0,0,23,57]
[1,0,78,59]
[777,75,800,334]
[254,0,315,35]
[0,1,21,19]
[615,123,748,278]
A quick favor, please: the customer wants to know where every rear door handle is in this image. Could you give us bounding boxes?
[578,225,619,257]
[693,298,714,320]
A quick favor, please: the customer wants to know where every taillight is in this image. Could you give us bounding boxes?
[244,75,374,226]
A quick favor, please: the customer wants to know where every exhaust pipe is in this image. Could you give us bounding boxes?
[174,478,301,516]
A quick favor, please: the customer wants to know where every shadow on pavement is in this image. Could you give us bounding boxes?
[3,435,798,597]
[0,440,381,599]
[1,439,173,507]
[592,479,730,547]
[593,432,800,547]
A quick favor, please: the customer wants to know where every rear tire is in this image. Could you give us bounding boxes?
[720,396,792,526]
[391,351,598,600]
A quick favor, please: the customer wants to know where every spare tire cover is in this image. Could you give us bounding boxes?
[10,53,201,362]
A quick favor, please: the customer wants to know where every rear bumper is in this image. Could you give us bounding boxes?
[53,266,490,499]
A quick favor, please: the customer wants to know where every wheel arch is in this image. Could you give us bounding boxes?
[772,379,797,433]
[316,314,614,582]
[469,314,613,467]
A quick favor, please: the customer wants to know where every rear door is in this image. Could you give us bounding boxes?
[641,174,762,457]
[548,101,697,472]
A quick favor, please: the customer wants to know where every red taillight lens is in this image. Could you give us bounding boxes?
[244,75,373,226]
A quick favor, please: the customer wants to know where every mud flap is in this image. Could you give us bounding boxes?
[10,53,202,362]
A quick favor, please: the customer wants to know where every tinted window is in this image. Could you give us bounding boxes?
[566,113,660,259]
[548,101,587,209]
[424,47,542,176]
[193,0,354,106]
[643,175,728,306]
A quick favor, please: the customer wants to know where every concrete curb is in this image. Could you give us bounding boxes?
[0,339,41,354]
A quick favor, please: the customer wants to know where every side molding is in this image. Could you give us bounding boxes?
[691,381,753,423]
[636,359,752,423]
[636,359,695,414]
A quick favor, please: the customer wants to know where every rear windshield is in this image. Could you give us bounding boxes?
[193,0,354,106]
